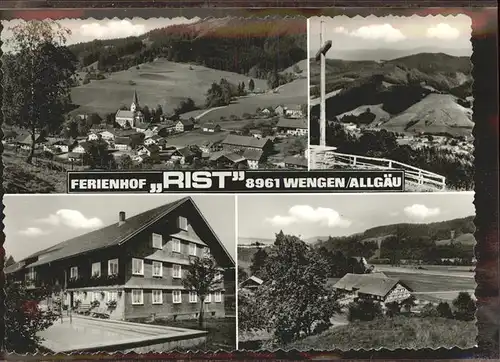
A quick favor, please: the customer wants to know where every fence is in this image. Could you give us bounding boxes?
[310,147,446,190]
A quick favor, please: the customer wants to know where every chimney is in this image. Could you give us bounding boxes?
[118,211,126,226]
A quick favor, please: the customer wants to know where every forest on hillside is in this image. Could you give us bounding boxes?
[69,21,307,79]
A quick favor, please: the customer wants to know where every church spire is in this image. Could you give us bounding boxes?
[131,90,139,112]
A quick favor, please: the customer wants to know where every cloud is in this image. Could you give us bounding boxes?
[426,23,460,40]
[349,24,406,42]
[79,20,147,39]
[389,211,400,217]
[265,205,351,228]
[403,204,441,220]
[19,227,48,237]
[37,209,103,229]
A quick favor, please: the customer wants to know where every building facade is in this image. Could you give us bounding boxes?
[7,197,235,322]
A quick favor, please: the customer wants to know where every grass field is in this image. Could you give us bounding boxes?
[283,316,477,350]
[71,59,269,115]
[2,151,67,193]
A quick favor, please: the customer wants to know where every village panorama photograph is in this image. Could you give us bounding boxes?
[238,192,477,350]
[1,17,309,194]
[308,15,474,192]
[3,195,236,353]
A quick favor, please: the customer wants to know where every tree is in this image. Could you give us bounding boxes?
[182,255,221,327]
[249,247,268,278]
[348,299,383,322]
[117,154,133,170]
[5,255,16,268]
[248,79,255,92]
[2,20,76,163]
[238,288,266,332]
[385,301,401,317]
[420,302,439,318]
[256,233,340,344]
[401,295,417,313]
[238,267,249,283]
[452,292,476,321]
[4,276,59,353]
[437,301,454,319]
[83,140,111,168]
[88,113,102,125]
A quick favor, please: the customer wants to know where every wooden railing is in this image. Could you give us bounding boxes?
[311,148,446,190]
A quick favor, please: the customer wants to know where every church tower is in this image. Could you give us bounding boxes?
[131,90,139,112]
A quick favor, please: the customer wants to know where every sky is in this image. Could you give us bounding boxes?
[309,15,472,59]
[4,195,235,261]
[238,192,475,242]
[1,17,199,52]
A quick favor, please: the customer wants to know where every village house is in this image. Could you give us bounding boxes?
[115,90,144,128]
[209,151,246,169]
[284,104,304,118]
[199,141,223,154]
[72,141,92,154]
[154,121,177,137]
[240,276,263,291]
[242,149,264,169]
[3,130,18,143]
[14,132,46,151]
[100,130,116,143]
[274,105,286,116]
[221,134,273,156]
[276,118,307,136]
[333,273,413,306]
[171,147,195,165]
[249,130,263,139]
[114,137,134,151]
[5,197,235,321]
[144,135,167,150]
[137,144,160,158]
[175,119,195,133]
[135,121,152,133]
[202,123,221,133]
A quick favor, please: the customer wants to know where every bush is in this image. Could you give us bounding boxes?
[437,302,454,318]
[348,299,383,322]
[452,292,476,321]
[420,303,439,318]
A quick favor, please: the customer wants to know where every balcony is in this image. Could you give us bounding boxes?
[67,274,121,289]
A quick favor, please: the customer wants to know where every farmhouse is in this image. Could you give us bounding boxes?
[171,147,195,164]
[221,134,273,155]
[333,273,412,305]
[242,149,264,169]
[5,197,235,321]
[144,135,167,149]
[274,105,286,116]
[175,119,195,133]
[100,131,116,142]
[209,151,246,169]
[240,276,263,291]
[135,121,152,133]
[45,138,77,154]
[14,132,45,151]
[283,104,304,118]
[199,140,223,154]
[249,130,263,139]
[276,118,307,136]
[72,141,92,154]
[202,123,221,133]
[115,90,145,128]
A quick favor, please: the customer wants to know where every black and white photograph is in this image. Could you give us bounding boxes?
[1,16,308,194]
[3,195,236,353]
[237,192,476,350]
[308,15,474,192]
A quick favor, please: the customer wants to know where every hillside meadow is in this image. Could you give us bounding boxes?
[71,59,269,115]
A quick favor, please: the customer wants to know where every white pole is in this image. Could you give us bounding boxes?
[319,21,326,148]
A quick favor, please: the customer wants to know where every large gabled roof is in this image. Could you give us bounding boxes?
[8,197,234,272]
[333,272,411,298]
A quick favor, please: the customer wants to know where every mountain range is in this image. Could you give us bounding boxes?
[309,52,473,137]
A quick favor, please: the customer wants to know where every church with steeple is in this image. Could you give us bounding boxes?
[115,90,144,128]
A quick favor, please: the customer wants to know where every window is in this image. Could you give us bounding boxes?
[178,216,188,231]
[152,233,163,249]
[152,261,163,277]
[26,268,36,281]
[173,264,182,279]
[108,259,119,276]
[132,258,144,275]
[70,266,78,279]
[132,289,143,305]
[189,243,197,256]
[91,262,101,277]
[189,291,198,303]
[172,238,181,253]
[91,291,100,302]
[215,291,222,303]
[152,290,163,304]
[172,290,182,304]
[107,291,118,302]
[205,293,211,303]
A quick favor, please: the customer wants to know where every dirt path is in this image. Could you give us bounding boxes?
[375,265,475,279]
[194,106,228,120]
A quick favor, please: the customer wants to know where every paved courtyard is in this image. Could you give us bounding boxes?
[38,315,207,353]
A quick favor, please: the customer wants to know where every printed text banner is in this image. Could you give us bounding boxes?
[67,170,405,193]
